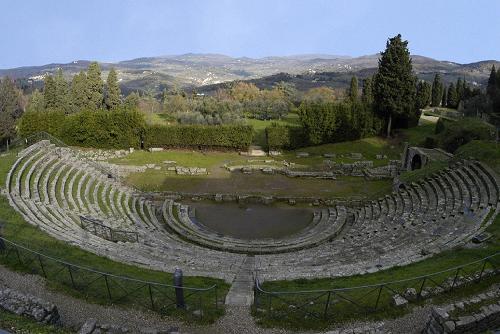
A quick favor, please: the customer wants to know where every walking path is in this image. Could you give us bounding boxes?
[225,256,255,306]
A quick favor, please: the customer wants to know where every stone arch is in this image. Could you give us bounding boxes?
[411,154,422,170]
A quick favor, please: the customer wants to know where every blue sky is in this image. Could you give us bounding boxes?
[1,0,499,68]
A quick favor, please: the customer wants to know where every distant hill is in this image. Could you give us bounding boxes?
[1,54,498,95]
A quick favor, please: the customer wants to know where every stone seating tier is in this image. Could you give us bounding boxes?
[5,141,499,281]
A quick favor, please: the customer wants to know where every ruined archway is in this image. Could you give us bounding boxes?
[411,154,422,170]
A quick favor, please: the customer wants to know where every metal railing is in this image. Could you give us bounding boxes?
[80,216,139,243]
[0,236,222,321]
[253,252,500,323]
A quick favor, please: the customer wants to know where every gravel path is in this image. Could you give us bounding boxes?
[0,264,435,333]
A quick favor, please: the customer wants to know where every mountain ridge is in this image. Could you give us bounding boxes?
[1,53,499,94]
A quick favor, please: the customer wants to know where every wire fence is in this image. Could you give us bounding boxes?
[0,236,222,322]
[253,252,500,325]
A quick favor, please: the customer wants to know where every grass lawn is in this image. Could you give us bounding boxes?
[127,171,392,200]
[245,114,301,147]
[109,149,244,169]
[0,151,229,324]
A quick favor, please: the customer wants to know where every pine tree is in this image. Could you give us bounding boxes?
[86,62,104,109]
[441,86,447,107]
[373,34,417,137]
[361,77,373,106]
[348,76,358,101]
[70,71,88,112]
[105,68,121,110]
[487,65,497,98]
[447,82,458,108]
[431,74,443,107]
[43,75,57,109]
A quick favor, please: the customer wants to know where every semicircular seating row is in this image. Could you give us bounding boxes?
[6,140,246,281]
[254,158,500,280]
[5,140,500,282]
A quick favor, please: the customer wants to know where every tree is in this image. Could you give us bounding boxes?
[487,65,497,98]
[86,62,104,109]
[54,68,70,112]
[373,34,416,137]
[43,75,57,109]
[441,86,447,107]
[0,77,23,142]
[456,77,466,102]
[415,80,431,109]
[26,89,45,113]
[124,92,140,110]
[447,82,458,108]
[431,74,443,107]
[361,77,373,106]
[105,68,121,110]
[70,71,88,112]
[303,86,339,103]
[348,76,358,102]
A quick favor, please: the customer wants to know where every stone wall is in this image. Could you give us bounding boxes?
[422,289,500,334]
[0,287,60,325]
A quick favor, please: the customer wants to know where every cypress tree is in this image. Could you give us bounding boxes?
[43,75,57,109]
[447,82,458,108]
[70,71,88,112]
[105,68,121,110]
[487,65,497,98]
[373,34,417,137]
[86,62,104,110]
[348,76,358,102]
[54,68,70,112]
[361,77,373,106]
[0,77,22,141]
[431,74,443,107]
[456,78,465,102]
[441,86,447,107]
[415,80,431,109]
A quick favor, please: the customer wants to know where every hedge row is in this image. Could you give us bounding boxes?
[18,109,145,149]
[265,123,307,150]
[18,110,254,150]
[144,124,253,149]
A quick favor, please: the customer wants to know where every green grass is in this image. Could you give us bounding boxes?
[109,149,244,169]
[126,170,392,199]
[396,119,436,147]
[455,140,500,174]
[399,160,449,183]
[0,309,73,334]
[0,151,229,324]
[245,114,301,147]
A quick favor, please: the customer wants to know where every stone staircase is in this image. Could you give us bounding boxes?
[225,256,255,306]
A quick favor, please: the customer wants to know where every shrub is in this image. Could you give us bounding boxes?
[265,123,307,150]
[143,124,253,149]
[18,108,145,149]
[436,118,495,152]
